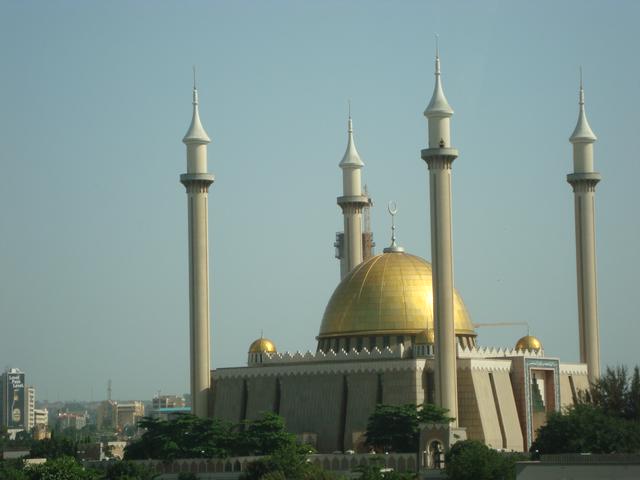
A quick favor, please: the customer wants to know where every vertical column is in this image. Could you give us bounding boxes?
[568,77,601,384]
[338,115,368,279]
[181,81,214,418]
[567,175,601,383]
[343,203,364,273]
[181,175,214,417]
[422,46,458,422]
[422,151,459,423]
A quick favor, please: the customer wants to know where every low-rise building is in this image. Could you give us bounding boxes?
[96,400,118,430]
[116,402,144,430]
[57,411,87,430]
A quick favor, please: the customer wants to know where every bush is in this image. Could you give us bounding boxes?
[25,456,97,480]
[445,440,521,480]
[241,443,334,480]
[104,460,158,480]
[531,402,640,454]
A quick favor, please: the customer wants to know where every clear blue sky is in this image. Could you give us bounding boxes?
[1,1,638,401]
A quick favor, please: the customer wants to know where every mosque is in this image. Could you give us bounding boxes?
[178,52,601,456]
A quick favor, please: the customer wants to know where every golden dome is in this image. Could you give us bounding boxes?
[415,329,435,345]
[318,252,475,339]
[515,335,542,352]
[248,338,277,354]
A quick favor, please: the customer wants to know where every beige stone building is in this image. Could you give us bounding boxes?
[211,250,588,453]
[116,401,145,431]
[187,51,599,456]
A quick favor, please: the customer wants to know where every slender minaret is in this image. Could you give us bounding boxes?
[337,108,369,279]
[567,71,601,384]
[421,41,459,423]
[180,72,214,417]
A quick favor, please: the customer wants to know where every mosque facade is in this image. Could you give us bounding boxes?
[180,52,601,456]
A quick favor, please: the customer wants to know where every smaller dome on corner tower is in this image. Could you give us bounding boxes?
[248,338,277,354]
[515,335,542,352]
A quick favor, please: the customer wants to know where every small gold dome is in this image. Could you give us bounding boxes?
[515,335,542,352]
[415,329,435,345]
[318,252,476,340]
[248,338,277,354]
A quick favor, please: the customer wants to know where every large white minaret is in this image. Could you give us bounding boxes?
[180,75,214,417]
[568,72,601,384]
[421,43,459,422]
[337,112,369,279]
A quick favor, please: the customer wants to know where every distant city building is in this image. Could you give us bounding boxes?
[106,441,127,460]
[33,408,48,428]
[152,394,186,410]
[57,411,87,430]
[151,394,189,420]
[116,401,144,430]
[27,386,35,431]
[0,368,35,436]
[96,400,118,430]
[32,423,50,440]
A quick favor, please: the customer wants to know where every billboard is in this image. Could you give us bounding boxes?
[6,372,25,429]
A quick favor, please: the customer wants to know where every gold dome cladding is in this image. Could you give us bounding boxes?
[248,338,277,354]
[515,335,542,352]
[318,252,475,339]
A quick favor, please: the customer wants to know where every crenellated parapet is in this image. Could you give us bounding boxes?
[457,344,545,359]
[248,344,413,367]
[559,363,588,376]
[246,343,547,368]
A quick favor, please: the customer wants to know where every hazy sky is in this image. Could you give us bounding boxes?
[1,1,639,402]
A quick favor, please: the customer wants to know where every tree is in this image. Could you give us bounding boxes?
[30,437,77,459]
[241,442,333,480]
[104,460,158,480]
[25,456,97,480]
[365,404,453,453]
[584,365,640,422]
[353,460,413,480]
[628,366,640,421]
[0,459,28,480]
[531,402,640,454]
[124,415,236,460]
[445,440,522,480]
[238,413,297,456]
[177,473,198,480]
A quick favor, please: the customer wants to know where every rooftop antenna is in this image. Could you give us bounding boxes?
[193,65,197,90]
[107,379,112,401]
[435,33,439,58]
[579,65,584,105]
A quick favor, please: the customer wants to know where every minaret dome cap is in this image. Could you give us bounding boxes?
[570,71,597,143]
[339,115,364,168]
[183,85,211,145]
[424,42,454,118]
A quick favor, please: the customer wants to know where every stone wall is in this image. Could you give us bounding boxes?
[212,359,425,453]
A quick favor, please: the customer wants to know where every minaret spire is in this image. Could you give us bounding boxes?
[336,105,369,279]
[421,38,460,425]
[180,74,215,417]
[567,71,601,384]
[570,67,596,144]
[424,38,453,149]
[183,66,210,145]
